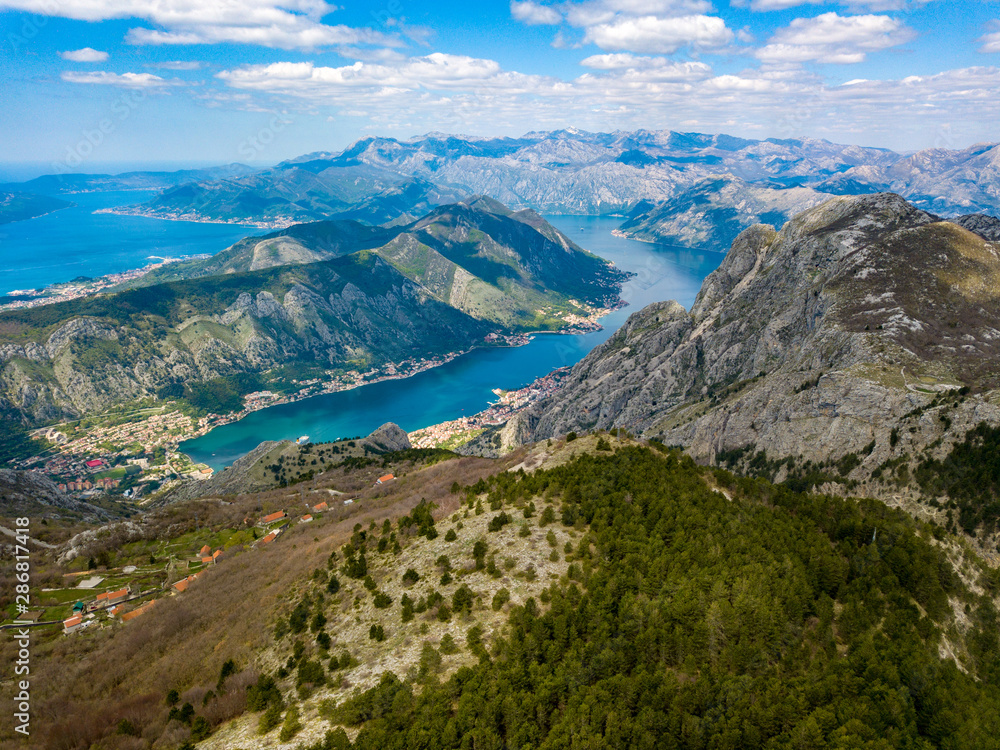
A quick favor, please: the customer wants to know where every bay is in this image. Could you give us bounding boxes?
[0,190,253,295]
[180,215,726,470]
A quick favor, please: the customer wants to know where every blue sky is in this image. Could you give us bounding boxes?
[1,0,998,173]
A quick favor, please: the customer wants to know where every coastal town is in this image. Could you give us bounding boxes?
[0,255,210,312]
[408,367,572,450]
[8,329,575,500]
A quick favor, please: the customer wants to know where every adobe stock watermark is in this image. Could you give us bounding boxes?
[6,0,57,52]
[11,517,32,737]
[371,0,404,26]
[52,89,147,174]
[238,114,294,161]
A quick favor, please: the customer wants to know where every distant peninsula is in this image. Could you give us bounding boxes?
[0,191,73,224]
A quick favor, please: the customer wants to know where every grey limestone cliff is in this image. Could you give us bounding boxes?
[505,193,1000,496]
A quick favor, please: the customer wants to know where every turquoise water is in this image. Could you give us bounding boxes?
[0,190,253,295]
[180,215,726,470]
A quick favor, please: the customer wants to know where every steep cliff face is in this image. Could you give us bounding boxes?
[519,193,1000,487]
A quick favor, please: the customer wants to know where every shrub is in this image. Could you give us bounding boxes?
[279,705,302,742]
[445,528,458,542]
[373,592,393,608]
[369,624,386,642]
[492,588,511,611]
[488,512,511,532]
[452,585,475,614]
[440,633,459,654]
[259,702,282,734]
[402,568,420,586]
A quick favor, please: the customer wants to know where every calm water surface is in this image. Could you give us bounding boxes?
[180,216,726,470]
[0,190,253,295]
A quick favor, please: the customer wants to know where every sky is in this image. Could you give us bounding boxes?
[1,0,999,174]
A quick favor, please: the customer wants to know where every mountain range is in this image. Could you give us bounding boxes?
[0,197,624,426]
[95,129,1000,252]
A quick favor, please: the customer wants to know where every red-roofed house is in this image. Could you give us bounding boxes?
[85,459,104,469]
[258,531,278,546]
[212,549,223,562]
[90,587,130,611]
[171,577,192,594]
[63,615,84,634]
[261,511,286,525]
[199,544,211,556]
[312,501,328,513]
[122,599,156,622]
[300,514,313,523]
[376,473,394,485]
[201,556,213,565]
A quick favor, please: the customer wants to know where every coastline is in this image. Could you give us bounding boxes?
[173,302,621,468]
[0,255,212,311]
[99,205,295,231]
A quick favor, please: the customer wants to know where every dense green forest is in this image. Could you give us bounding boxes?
[917,422,1000,537]
[316,447,1000,750]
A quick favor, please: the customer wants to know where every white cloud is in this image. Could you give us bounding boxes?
[584,14,734,53]
[756,12,916,64]
[213,45,1000,151]
[980,31,1000,53]
[59,47,109,62]
[579,54,712,80]
[510,1,561,25]
[0,0,399,50]
[562,0,711,27]
[737,0,936,10]
[153,60,204,70]
[60,70,169,87]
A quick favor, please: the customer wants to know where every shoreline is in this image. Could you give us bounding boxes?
[99,205,294,231]
[0,255,212,311]
[174,300,622,467]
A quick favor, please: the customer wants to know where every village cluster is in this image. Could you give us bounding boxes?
[55,491,367,636]
[408,367,571,449]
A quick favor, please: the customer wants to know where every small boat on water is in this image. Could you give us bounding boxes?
[296,435,310,445]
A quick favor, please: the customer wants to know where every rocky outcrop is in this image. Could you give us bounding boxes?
[953,212,1000,241]
[503,193,1000,493]
[159,423,412,503]
[0,469,112,521]
[365,422,412,453]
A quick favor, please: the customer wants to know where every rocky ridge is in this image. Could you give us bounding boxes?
[481,193,1000,505]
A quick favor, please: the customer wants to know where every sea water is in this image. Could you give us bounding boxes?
[0,190,253,295]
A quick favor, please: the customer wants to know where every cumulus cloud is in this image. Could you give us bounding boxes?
[509,0,734,56]
[980,31,1000,54]
[584,14,734,53]
[59,47,109,62]
[756,12,916,64]
[579,54,713,79]
[60,70,169,87]
[510,1,561,25]
[0,0,399,49]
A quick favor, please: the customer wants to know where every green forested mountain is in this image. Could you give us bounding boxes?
[0,198,624,427]
[19,439,1000,750]
[0,191,72,224]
